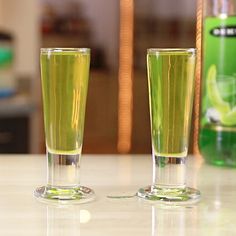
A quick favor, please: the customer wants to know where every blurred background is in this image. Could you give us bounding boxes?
[0,0,196,154]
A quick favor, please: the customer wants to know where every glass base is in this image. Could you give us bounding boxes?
[137,185,200,205]
[34,186,95,205]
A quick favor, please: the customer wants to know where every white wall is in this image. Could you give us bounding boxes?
[0,0,40,78]
[0,1,2,23]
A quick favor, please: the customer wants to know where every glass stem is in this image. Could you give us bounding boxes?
[152,154,186,189]
[47,151,81,188]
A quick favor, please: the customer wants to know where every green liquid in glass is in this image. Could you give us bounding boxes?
[147,50,195,157]
[40,50,90,154]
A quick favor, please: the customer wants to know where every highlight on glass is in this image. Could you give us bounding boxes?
[137,48,200,204]
[34,48,95,204]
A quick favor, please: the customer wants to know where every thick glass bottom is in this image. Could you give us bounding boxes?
[137,185,200,205]
[34,186,95,205]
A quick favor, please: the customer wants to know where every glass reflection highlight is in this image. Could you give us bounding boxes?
[46,205,91,236]
[151,205,198,236]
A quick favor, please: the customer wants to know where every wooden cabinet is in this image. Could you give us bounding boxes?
[0,94,35,153]
[0,116,29,153]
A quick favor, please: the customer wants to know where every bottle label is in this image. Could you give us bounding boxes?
[201,16,236,131]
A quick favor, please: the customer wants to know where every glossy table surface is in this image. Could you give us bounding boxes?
[0,154,235,235]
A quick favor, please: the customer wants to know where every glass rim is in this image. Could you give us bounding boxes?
[147,48,196,54]
[40,48,90,53]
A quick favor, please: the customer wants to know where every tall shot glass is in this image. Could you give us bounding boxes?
[137,48,200,204]
[35,48,95,204]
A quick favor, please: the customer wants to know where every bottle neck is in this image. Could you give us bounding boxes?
[204,0,236,17]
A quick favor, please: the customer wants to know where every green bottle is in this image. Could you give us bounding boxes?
[199,0,236,167]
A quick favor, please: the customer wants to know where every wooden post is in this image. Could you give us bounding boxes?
[193,0,203,156]
[117,0,134,153]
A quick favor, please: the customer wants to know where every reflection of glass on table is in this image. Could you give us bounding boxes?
[46,205,91,236]
[137,48,200,204]
[35,48,95,204]
[151,205,195,236]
